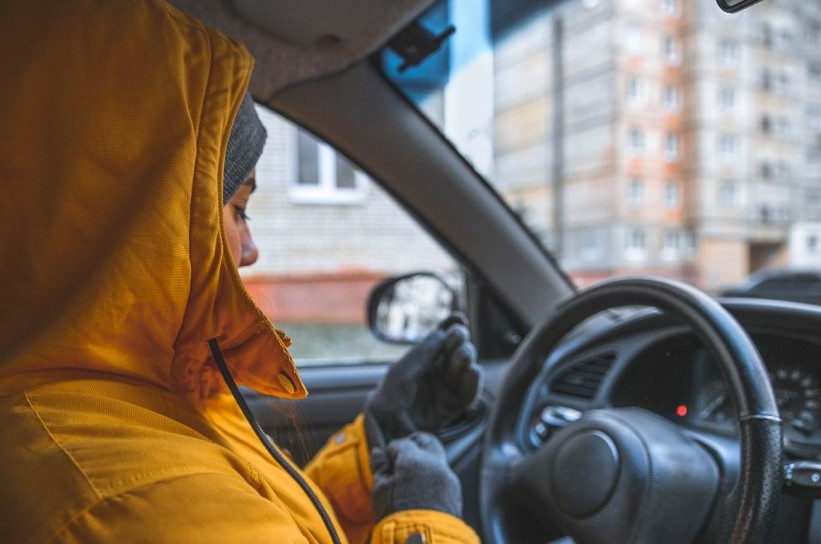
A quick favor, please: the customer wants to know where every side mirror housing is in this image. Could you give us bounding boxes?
[367,272,460,344]
[716,0,766,13]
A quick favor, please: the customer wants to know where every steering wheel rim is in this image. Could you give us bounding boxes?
[480,276,783,544]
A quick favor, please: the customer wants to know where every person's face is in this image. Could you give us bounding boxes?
[223,173,259,268]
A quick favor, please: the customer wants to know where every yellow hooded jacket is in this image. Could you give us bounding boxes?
[0,1,480,543]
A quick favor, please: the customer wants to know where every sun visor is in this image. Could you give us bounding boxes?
[167,0,436,101]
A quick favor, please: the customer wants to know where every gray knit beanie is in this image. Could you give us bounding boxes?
[224,91,267,204]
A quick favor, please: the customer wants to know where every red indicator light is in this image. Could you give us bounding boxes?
[676,405,688,417]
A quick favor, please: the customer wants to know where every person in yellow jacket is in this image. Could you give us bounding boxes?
[0,1,482,543]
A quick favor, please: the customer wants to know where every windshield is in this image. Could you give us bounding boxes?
[381,0,821,299]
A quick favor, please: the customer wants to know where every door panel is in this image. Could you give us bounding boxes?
[245,362,389,466]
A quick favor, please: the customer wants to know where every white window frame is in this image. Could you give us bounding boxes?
[808,105,821,131]
[581,230,602,260]
[776,117,791,138]
[665,133,680,160]
[718,86,736,111]
[719,134,740,159]
[718,38,739,66]
[808,235,819,253]
[661,229,680,260]
[628,178,645,208]
[628,127,645,155]
[290,132,368,205]
[810,65,821,89]
[663,85,680,111]
[775,71,791,95]
[661,0,679,16]
[683,230,698,254]
[718,181,739,208]
[663,35,681,64]
[625,226,647,260]
[627,76,645,106]
[664,181,680,208]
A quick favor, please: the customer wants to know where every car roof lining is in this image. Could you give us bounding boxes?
[168,0,435,101]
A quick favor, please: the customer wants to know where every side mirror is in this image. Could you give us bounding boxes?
[367,272,460,344]
[716,0,766,13]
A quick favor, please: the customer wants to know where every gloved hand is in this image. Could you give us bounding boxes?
[364,315,482,447]
[371,432,462,520]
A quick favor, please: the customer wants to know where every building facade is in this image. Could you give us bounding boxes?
[493,0,821,290]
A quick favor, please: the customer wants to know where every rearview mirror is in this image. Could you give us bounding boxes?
[367,272,459,344]
[716,0,766,13]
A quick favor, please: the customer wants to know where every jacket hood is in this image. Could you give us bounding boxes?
[0,0,306,402]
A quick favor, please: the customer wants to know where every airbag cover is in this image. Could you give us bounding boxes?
[552,431,619,517]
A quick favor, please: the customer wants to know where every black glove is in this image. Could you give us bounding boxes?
[364,315,482,447]
[371,432,462,520]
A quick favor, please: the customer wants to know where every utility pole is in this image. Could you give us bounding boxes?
[551,15,565,259]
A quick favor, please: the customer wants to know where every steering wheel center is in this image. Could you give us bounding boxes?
[551,430,619,517]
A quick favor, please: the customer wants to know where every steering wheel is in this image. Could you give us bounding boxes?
[480,277,783,544]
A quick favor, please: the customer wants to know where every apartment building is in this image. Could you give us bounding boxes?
[493,0,821,290]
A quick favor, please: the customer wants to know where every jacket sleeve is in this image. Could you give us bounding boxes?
[304,414,480,544]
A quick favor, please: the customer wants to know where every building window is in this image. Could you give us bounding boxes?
[760,161,773,179]
[661,0,679,15]
[662,229,680,258]
[625,227,646,253]
[718,181,738,208]
[761,69,772,91]
[665,181,680,208]
[808,235,819,253]
[775,72,791,95]
[776,28,794,49]
[810,65,821,89]
[627,76,644,105]
[663,35,680,64]
[291,130,366,204]
[628,179,645,207]
[776,161,792,180]
[718,86,736,111]
[663,86,680,111]
[760,115,772,135]
[626,227,647,251]
[761,23,774,48]
[719,134,740,158]
[684,230,698,252]
[808,191,821,215]
[808,105,821,132]
[776,117,791,138]
[628,127,645,154]
[627,23,643,55]
[665,133,680,160]
[717,38,739,65]
[582,230,602,260]
[808,22,821,44]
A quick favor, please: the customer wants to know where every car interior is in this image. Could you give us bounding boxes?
[161,0,821,542]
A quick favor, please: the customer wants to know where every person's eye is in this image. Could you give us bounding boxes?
[234,206,251,222]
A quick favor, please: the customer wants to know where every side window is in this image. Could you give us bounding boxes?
[243,105,458,364]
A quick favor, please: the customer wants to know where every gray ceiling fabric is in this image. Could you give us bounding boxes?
[168,0,436,102]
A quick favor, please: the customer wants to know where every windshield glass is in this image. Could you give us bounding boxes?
[381,0,821,300]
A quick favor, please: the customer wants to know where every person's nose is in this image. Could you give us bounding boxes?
[240,231,259,267]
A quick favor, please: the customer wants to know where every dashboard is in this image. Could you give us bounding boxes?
[527,299,821,461]
[610,332,821,456]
